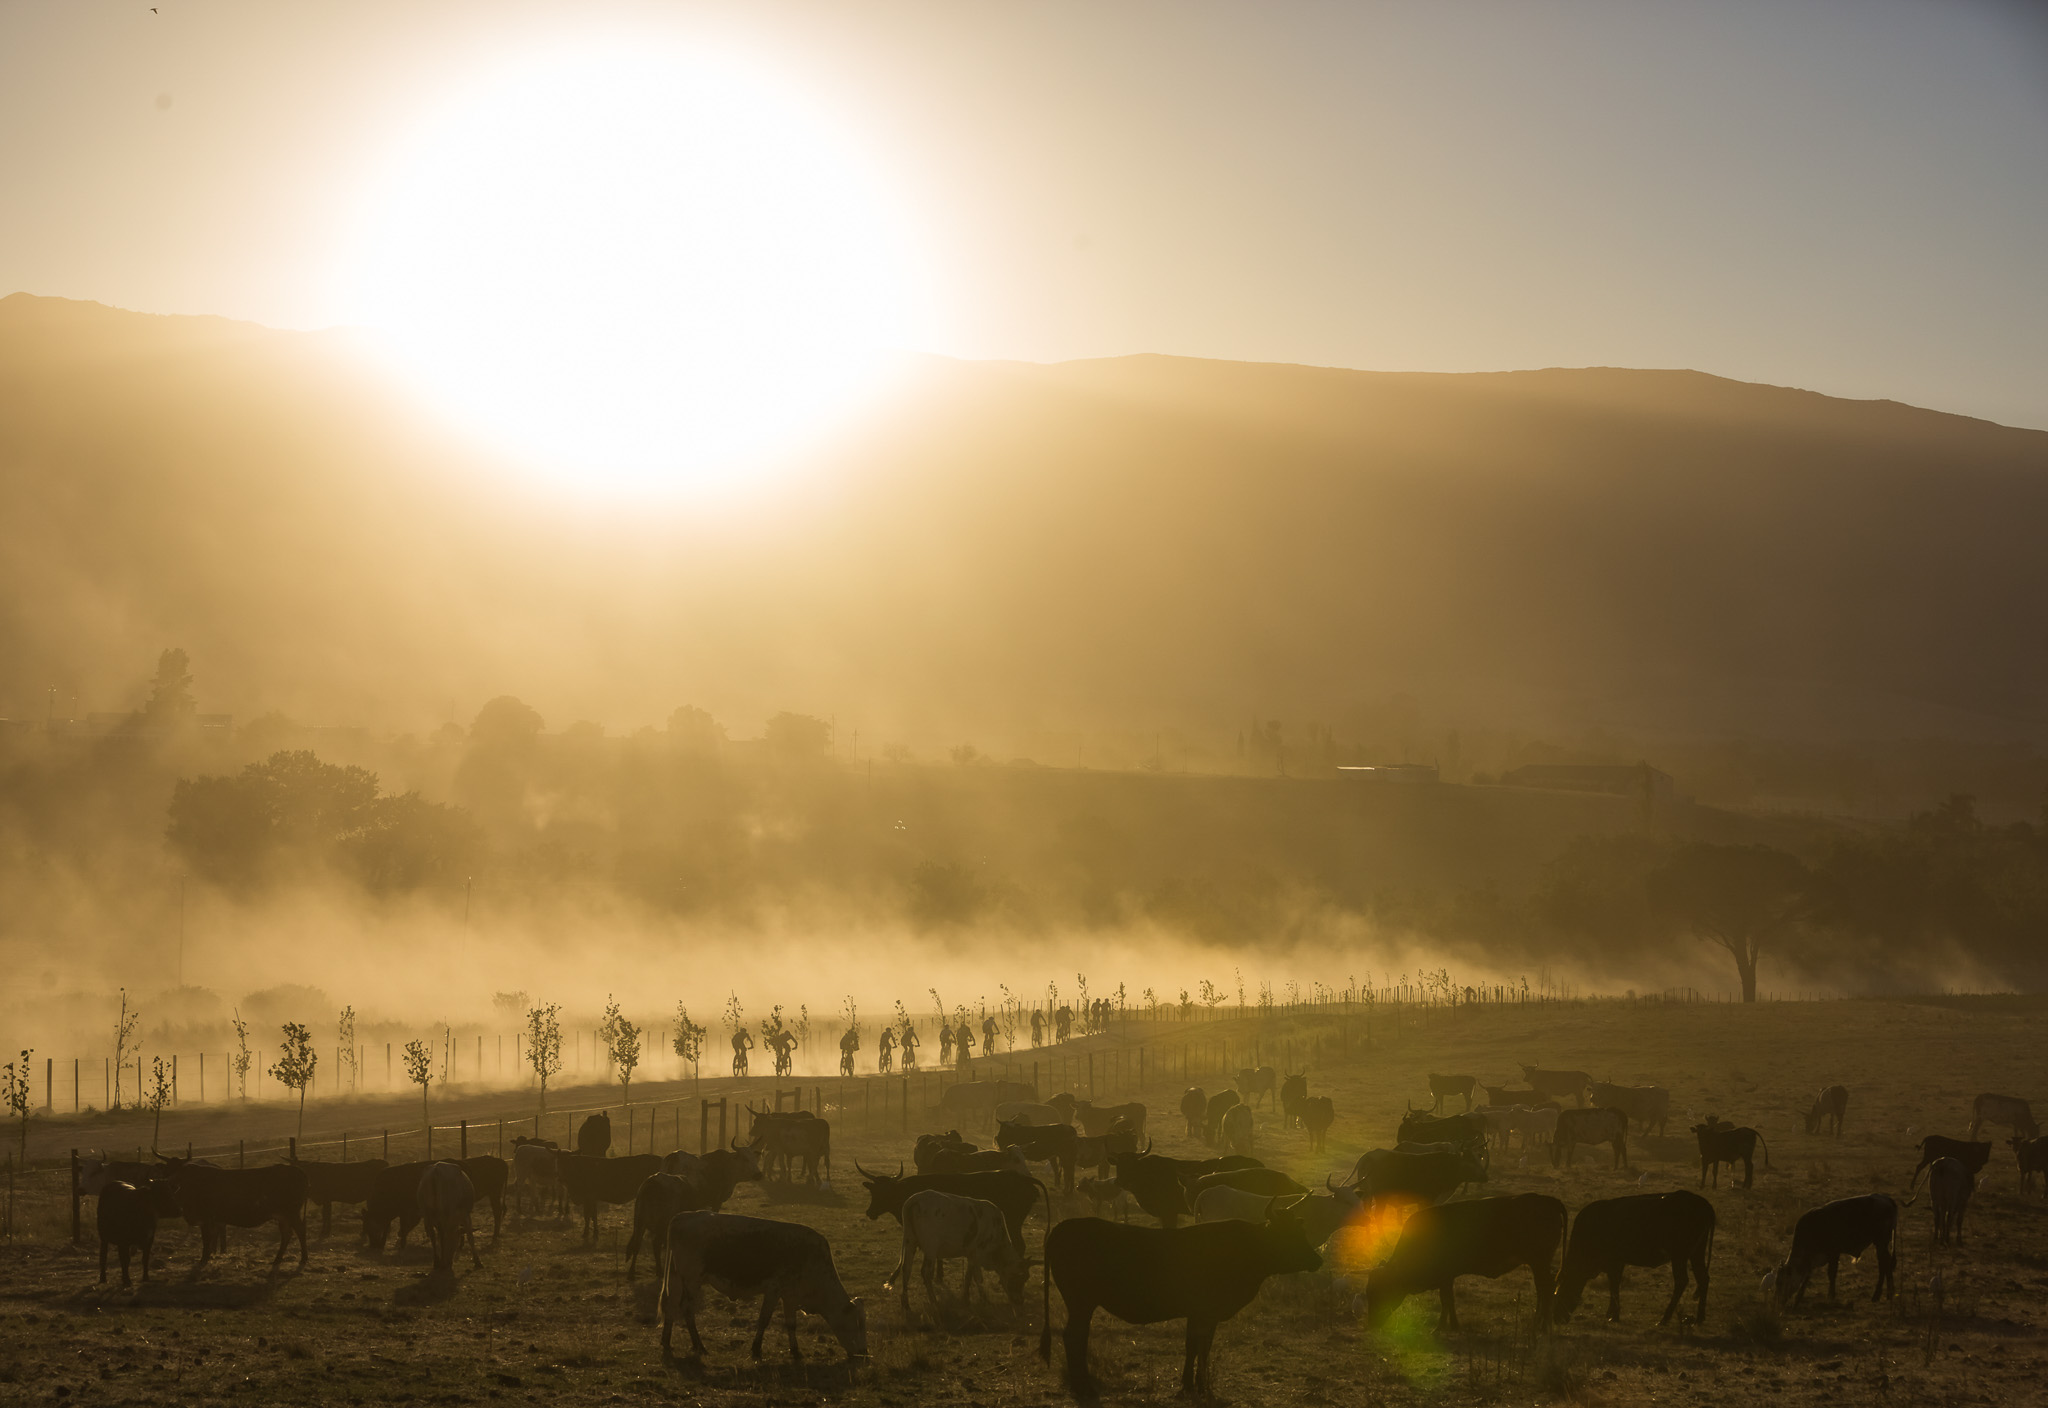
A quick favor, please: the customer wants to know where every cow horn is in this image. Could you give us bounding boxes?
[1141,1139,1153,1156]
[854,1161,877,1180]
[1325,1174,1338,1193]
[896,1161,904,1178]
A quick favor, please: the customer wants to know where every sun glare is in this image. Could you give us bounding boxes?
[345,44,928,494]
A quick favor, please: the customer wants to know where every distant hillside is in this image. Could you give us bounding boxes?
[5,293,2047,775]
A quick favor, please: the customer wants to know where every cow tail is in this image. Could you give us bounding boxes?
[1757,1133,1772,1172]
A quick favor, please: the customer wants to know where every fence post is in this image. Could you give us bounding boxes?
[69,1149,81,1245]
[460,1120,468,1159]
[289,1137,296,1163]
[238,1139,245,1169]
[382,1130,388,1161]
[901,1077,909,1133]
[497,1118,503,1157]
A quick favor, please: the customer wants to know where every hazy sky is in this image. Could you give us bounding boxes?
[4,0,2046,427]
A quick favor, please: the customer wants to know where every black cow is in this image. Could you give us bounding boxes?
[1300,1096,1335,1152]
[658,1212,867,1363]
[1911,1135,1991,1187]
[1279,1073,1309,1129]
[1553,1108,1629,1169]
[158,1157,308,1271]
[1769,1194,1896,1306]
[1039,1211,1321,1396]
[1180,1087,1207,1139]
[97,1180,168,1287]
[1519,1066,1591,1107]
[660,1147,764,1212]
[361,1156,508,1251]
[1555,1191,1715,1326]
[1351,1147,1487,1203]
[1428,1074,1477,1113]
[856,1165,1046,1260]
[1364,1193,1568,1331]
[577,1112,612,1157]
[1804,1084,1849,1137]
[927,1147,1029,1177]
[1691,1121,1768,1188]
[292,1157,389,1237]
[556,1152,663,1238]
[1588,1083,1670,1138]
[912,1130,977,1174]
[1925,1157,1974,1245]
[1203,1090,1242,1145]
[1074,1101,1147,1138]
[1190,1168,1308,1200]
[2012,1135,2048,1197]
[1112,1151,1195,1227]
[1397,1109,1487,1151]
[996,1117,1079,1191]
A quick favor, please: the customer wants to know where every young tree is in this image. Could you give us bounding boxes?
[524,1004,563,1112]
[403,1039,433,1137]
[111,990,140,1109]
[337,1005,357,1093]
[672,1004,706,1083]
[145,1056,172,1151]
[270,1022,318,1136]
[599,995,642,1110]
[231,1008,252,1101]
[2,1048,32,1167]
[1649,843,1814,1003]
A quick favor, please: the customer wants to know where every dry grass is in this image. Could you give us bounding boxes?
[4,994,2048,1405]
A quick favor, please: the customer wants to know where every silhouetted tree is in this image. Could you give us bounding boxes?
[1649,843,1813,1003]
[142,648,196,724]
[269,1022,318,1137]
[666,705,726,755]
[764,712,831,762]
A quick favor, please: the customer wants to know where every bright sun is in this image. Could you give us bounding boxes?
[346,44,927,494]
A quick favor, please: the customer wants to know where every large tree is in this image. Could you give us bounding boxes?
[1649,843,1813,1003]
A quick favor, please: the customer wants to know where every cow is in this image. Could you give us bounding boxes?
[658,1212,868,1363]
[1219,1104,1255,1156]
[361,1156,507,1251]
[417,1162,481,1272]
[1279,1073,1309,1129]
[1195,1184,1302,1224]
[157,1157,308,1271]
[511,1137,560,1217]
[928,1146,1033,1178]
[1554,1108,1629,1169]
[1396,1108,1487,1151]
[1518,1065,1591,1107]
[1923,1157,1974,1245]
[1502,1105,1560,1150]
[1203,1090,1243,1145]
[1292,1181,1364,1249]
[1111,1151,1197,1228]
[96,1179,167,1287]
[1234,1066,1278,1108]
[993,1101,1065,1127]
[1350,1147,1487,1204]
[1970,1093,2039,1141]
[913,1131,978,1173]
[2012,1135,2048,1197]
[1045,1091,1080,1124]
[1039,1209,1322,1396]
[1804,1084,1849,1137]
[1073,1100,1147,1138]
[750,1112,832,1187]
[1588,1083,1670,1138]
[1691,1121,1769,1189]
[1480,1084,1542,1107]
[577,1111,613,1157]
[1077,1176,1133,1221]
[1910,1134,1992,1188]
[1555,1191,1715,1326]
[1072,1130,1139,1179]
[997,1117,1078,1192]
[659,1147,763,1211]
[894,1188,1033,1315]
[292,1157,389,1238]
[556,1152,664,1239]
[1767,1194,1896,1307]
[856,1165,1046,1272]
[1300,1096,1335,1152]
[80,1157,169,1197]
[1364,1193,1568,1331]
[1191,1167,1307,1200]
[1428,1074,1477,1113]
[1180,1087,1208,1139]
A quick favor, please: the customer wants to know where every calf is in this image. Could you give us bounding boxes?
[1970,1093,2039,1141]
[1428,1074,1477,1113]
[1911,1135,1991,1188]
[1555,1191,1715,1326]
[659,1211,868,1363]
[1039,1209,1321,1396]
[293,1157,389,1238]
[2011,1135,2048,1197]
[1519,1065,1591,1107]
[417,1162,480,1271]
[1921,1157,1974,1245]
[555,1152,664,1239]
[1300,1096,1335,1152]
[1554,1108,1629,1169]
[1219,1104,1255,1156]
[895,1188,1031,1314]
[1179,1087,1207,1139]
[158,1157,308,1271]
[96,1180,166,1287]
[997,1117,1078,1191]
[1364,1193,1568,1331]
[1588,1083,1670,1138]
[1768,1194,1896,1306]
[1351,1147,1487,1204]
[1804,1084,1849,1137]
[1692,1121,1769,1189]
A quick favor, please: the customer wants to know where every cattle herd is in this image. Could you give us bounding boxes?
[72,1054,2048,1398]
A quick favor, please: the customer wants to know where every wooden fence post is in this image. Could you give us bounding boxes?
[460,1120,468,1159]
[69,1150,81,1244]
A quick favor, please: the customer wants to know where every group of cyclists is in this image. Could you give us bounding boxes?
[728,996,1120,1078]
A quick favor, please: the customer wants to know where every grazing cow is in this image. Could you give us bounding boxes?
[1279,1073,1309,1128]
[577,1111,613,1157]
[750,1112,833,1187]
[1970,1093,2039,1141]
[1588,1083,1670,1138]
[856,1165,1046,1269]
[1428,1074,1477,1113]
[292,1158,389,1238]
[1351,1147,1487,1204]
[1554,1108,1630,1169]
[96,1180,167,1287]
[659,1147,763,1212]
[1204,1089,1243,1145]
[157,1157,308,1270]
[1691,1121,1769,1189]
[1180,1087,1208,1139]
[996,1117,1079,1192]
[1192,1168,1307,1200]
[895,1188,1032,1314]
[417,1162,480,1271]
[993,1101,1065,1127]
[1767,1194,1897,1306]
[1219,1104,1255,1156]
[361,1156,507,1250]
[2011,1135,2048,1197]
[1804,1085,1849,1137]
[1195,1184,1301,1224]
[1555,1191,1715,1326]
[556,1152,664,1239]
[1480,1083,1542,1107]
[913,1131,978,1173]
[1039,1210,1322,1396]
[1911,1135,1992,1187]
[1234,1066,1278,1108]
[1073,1101,1147,1138]
[1922,1157,1974,1245]
[511,1137,560,1217]
[1300,1096,1335,1152]
[659,1212,868,1363]
[1364,1193,1568,1331]
[1518,1065,1591,1107]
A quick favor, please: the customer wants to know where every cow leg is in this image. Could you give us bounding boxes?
[1875,1242,1895,1301]
[120,1243,135,1288]
[1741,1156,1754,1190]
[1825,1256,1840,1300]
[750,1283,780,1359]
[782,1289,805,1361]
[1690,1248,1710,1323]
[1532,1256,1556,1331]
[1658,1261,1684,1326]
[1436,1282,1460,1332]
[1182,1318,1213,1395]
[1061,1301,1096,1390]
[293,1208,309,1267]
[1607,1267,1625,1322]
[320,1201,331,1239]
[98,1239,109,1284]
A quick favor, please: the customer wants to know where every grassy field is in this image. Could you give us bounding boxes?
[3,994,2046,1406]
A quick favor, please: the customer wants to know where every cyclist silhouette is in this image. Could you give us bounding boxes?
[938,1024,954,1066]
[877,1026,895,1074]
[730,1027,754,1077]
[982,1013,999,1055]
[954,1020,975,1069]
[1030,1008,1045,1047]
[838,1026,859,1078]
[900,1021,921,1067]
[767,1029,797,1078]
